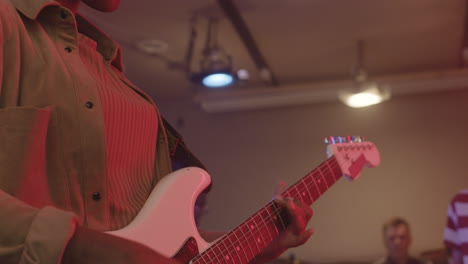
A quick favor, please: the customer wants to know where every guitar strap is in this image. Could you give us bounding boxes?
[162,117,212,192]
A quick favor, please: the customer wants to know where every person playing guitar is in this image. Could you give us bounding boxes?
[0,0,316,263]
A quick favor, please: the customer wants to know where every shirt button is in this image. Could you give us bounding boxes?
[92,192,101,201]
[64,47,72,53]
[60,10,69,19]
[85,101,94,109]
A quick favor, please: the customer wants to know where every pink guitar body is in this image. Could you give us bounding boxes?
[107,167,212,261]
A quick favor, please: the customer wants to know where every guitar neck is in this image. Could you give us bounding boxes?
[192,156,343,264]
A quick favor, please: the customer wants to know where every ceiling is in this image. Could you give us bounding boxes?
[79,0,468,108]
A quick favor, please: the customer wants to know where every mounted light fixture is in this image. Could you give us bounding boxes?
[338,41,391,108]
[339,70,391,108]
[199,45,233,87]
[190,18,235,88]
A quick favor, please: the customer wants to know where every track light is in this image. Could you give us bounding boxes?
[199,45,234,88]
[202,73,234,88]
[189,18,235,88]
[338,81,390,108]
[339,40,391,108]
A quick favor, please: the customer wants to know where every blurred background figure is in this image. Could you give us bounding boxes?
[444,189,468,264]
[374,217,430,264]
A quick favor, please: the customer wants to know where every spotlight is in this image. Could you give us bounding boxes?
[202,73,234,88]
[339,82,390,108]
[339,40,391,108]
[198,45,234,88]
[190,46,235,88]
[188,18,236,88]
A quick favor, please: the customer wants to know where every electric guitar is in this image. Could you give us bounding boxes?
[107,136,380,263]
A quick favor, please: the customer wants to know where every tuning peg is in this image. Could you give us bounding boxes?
[324,136,335,144]
[325,135,366,144]
[354,136,365,142]
[346,136,364,143]
[325,136,350,144]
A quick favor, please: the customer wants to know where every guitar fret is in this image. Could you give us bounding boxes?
[244,224,260,257]
[311,171,324,195]
[327,158,337,180]
[297,178,313,205]
[331,158,343,181]
[238,227,255,261]
[239,223,256,259]
[262,208,279,241]
[219,242,230,264]
[304,173,320,201]
[300,177,314,205]
[314,170,328,194]
[325,160,338,183]
[265,204,282,235]
[226,233,244,264]
[242,219,261,254]
[317,166,329,189]
[220,238,236,263]
[200,252,209,264]
[205,249,217,264]
[210,244,225,264]
[251,214,267,247]
[271,202,287,229]
[258,210,273,242]
[248,217,266,249]
[293,184,303,201]
[320,163,335,187]
[231,229,249,264]
[218,238,230,263]
[201,252,210,264]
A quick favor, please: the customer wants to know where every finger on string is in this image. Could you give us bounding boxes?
[272,181,288,199]
[296,200,314,220]
[281,199,307,234]
[274,196,309,234]
[274,195,294,208]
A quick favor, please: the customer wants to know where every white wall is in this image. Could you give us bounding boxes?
[155,89,468,263]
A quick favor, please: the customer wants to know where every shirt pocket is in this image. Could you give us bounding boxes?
[0,106,55,193]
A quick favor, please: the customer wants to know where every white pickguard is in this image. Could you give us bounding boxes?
[107,167,212,257]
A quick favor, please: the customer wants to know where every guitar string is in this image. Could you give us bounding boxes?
[192,158,342,264]
[192,159,342,264]
[193,160,341,264]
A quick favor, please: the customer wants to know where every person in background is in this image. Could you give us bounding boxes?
[374,217,429,264]
[444,189,468,264]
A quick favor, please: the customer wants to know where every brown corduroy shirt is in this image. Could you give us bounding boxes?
[0,0,177,263]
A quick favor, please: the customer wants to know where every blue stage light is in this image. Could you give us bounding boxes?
[202,73,234,88]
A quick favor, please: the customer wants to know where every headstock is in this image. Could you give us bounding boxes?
[325,136,380,181]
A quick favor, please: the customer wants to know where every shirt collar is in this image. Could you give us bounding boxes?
[10,0,57,19]
[75,14,124,71]
[10,0,124,71]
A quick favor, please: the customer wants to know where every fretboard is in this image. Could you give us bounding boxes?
[191,156,343,264]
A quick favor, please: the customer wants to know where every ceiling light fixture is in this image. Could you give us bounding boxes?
[338,41,391,108]
[136,39,169,55]
[339,71,391,108]
[191,18,235,88]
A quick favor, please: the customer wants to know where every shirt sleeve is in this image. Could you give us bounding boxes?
[444,194,460,250]
[0,190,79,264]
[0,6,79,264]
